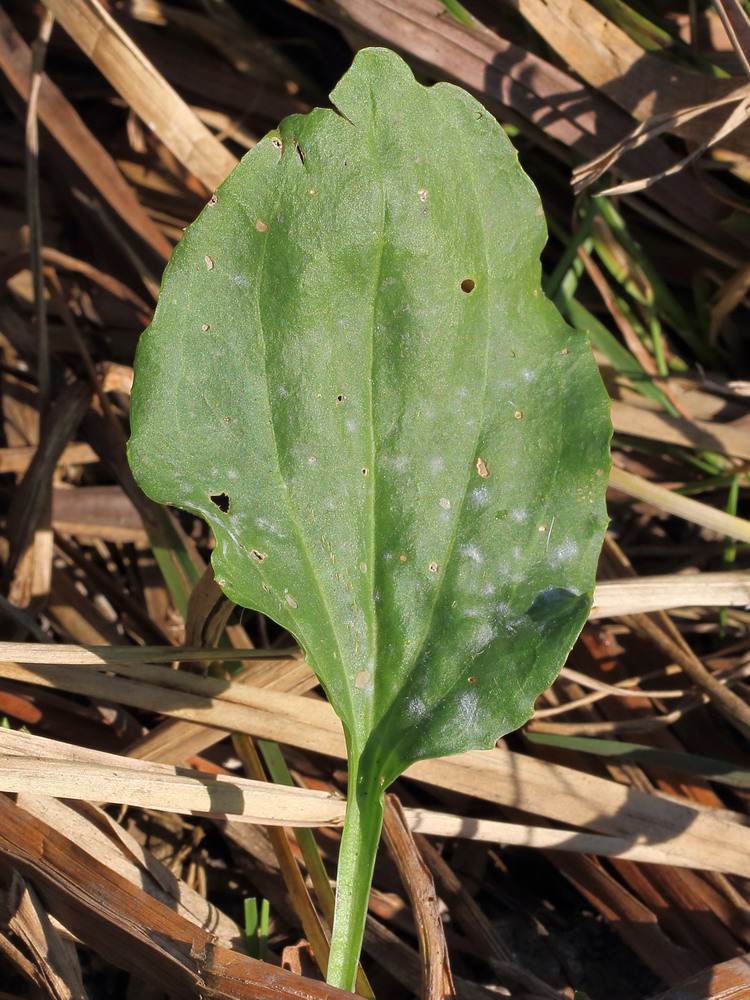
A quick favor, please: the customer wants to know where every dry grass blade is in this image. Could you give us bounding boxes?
[0,728,345,827]
[3,383,91,595]
[597,94,750,197]
[25,9,53,419]
[16,794,241,946]
[573,86,750,194]
[0,442,97,476]
[610,466,750,543]
[715,0,750,78]
[40,0,237,192]
[591,572,750,617]
[647,952,750,999]
[0,871,88,1000]
[382,795,455,1000]
[0,642,295,665]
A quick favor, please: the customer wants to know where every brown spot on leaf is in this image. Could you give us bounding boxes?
[476,457,490,478]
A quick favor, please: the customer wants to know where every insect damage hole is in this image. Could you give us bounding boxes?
[461,278,476,293]
[250,549,267,563]
[293,140,305,165]
[271,136,283,150]
[210,493,230,513]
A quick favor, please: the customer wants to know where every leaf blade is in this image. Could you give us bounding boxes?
[129,45,611,780]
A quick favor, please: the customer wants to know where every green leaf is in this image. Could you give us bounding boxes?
[526,732,750,790]
[129,48,611,990]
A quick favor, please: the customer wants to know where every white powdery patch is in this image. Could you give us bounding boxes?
[470,486,490,508]
[472,624,498,651]
[345,419,358,434]
[510,508,529,523]
[255,517,285,538]
[408,696,426,719]
[457,689,479,727]
[428,456,444,474]
[553,539,579,563]
[521,368,537,382]
[460,544,483,564]
[226,469,239,479]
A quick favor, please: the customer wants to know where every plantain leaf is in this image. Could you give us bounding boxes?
[129,47,611,990]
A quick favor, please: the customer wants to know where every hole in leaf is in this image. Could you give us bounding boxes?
[461,278,476,293]
[336,394,344,404]
[250,549,267,563]
[271,136,283,150]
[210,493,230,513]
[468,676,477,684]
[294,140,305,165]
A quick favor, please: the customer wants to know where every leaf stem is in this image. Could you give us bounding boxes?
[327,764,385,992]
